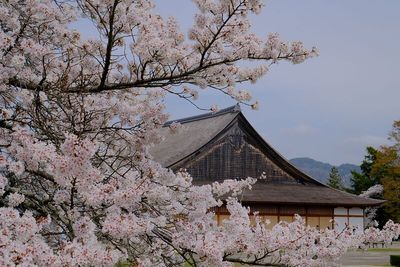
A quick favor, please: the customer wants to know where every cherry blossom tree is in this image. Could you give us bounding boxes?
[360,184,384,227]
[0,0,399,266]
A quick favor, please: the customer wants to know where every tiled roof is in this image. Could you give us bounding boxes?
[150,106,240,167]
[150,105,384,207]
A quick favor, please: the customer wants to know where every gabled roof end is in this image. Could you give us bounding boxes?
[164,104,241,126]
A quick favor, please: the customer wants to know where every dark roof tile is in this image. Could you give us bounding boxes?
[150,106,384,207]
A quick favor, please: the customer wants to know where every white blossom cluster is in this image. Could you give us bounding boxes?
[0,0,397,266]
[360,184,384,227]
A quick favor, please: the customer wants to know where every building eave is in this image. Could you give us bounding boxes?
[151,105,384,208]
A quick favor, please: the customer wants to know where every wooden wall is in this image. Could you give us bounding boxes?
[211,205,365,230]
[181,125,299,184]
[211,204,334,229]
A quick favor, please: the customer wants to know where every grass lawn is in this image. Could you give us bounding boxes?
[367,247,400,252]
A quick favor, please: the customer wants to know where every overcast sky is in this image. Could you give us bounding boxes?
[153,0,400,165]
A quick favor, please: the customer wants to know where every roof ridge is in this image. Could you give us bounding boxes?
[164,104,241,126]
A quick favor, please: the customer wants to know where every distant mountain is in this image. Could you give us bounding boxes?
[289,157,361,187]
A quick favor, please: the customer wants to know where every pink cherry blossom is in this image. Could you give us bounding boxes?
[0,0,397,266]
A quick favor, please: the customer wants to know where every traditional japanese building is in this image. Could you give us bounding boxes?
[150,105,384,230]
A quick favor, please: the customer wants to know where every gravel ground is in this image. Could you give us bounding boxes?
[340,242,400,266]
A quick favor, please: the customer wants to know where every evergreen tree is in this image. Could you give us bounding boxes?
[350,147,388,226]
[327,167,345,190]
[351,122,400,224]
[350,147,379,194]
[373,121,400,223]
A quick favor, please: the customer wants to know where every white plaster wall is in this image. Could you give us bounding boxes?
[334,217,347,231]
[334,207,347,215]
[349,217,364,233]
[349,207,363,216]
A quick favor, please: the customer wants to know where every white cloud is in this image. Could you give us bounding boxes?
[284,124,318,136]
[344,135,390,147]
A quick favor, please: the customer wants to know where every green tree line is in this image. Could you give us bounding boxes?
[329,120,400,224]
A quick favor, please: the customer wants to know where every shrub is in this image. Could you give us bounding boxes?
[391,255,400,266]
